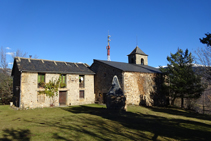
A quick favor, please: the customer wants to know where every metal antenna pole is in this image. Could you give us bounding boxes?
[106,31,111,61]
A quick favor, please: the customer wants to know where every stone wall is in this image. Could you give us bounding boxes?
[19,72,94,108]
[123,72,160,106]
[135,54,148,65]
[67,74,95,106]
[21,72,41,108]
[128,54,148,65]
[90,60,123,103]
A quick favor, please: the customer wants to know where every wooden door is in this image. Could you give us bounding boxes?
[59,91,67,105]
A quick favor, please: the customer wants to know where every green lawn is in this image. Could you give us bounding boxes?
[0,104,211,141]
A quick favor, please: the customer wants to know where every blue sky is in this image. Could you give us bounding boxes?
[0,0,210,68]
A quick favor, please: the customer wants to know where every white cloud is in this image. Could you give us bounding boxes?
[8,62,13,65]
[6,47,11,50]
[6,52,15,56]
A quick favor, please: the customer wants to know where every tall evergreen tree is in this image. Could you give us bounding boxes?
[160,48,206,108]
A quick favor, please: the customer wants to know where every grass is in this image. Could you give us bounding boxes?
[0,104,211,141]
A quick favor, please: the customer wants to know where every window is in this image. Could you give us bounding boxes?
[38,73,45,88]
[37,93,45,103]
[141,58,144,65]
[131,58,134,63]
[79,75,84,88]
[60,74,66,88]
[79,90,84,98]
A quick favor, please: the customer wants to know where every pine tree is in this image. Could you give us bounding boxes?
[160,48,206,108]
[200,33,211,47]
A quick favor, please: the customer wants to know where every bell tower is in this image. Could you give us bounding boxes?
[128,46,148,65]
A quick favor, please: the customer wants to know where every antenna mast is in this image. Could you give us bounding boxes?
[106,31,111,61]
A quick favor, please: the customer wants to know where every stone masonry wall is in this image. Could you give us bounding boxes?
[135,54,148,65]
[123,72,157,106]
[21,72,40,108]
[20,72,94,108]
[90,61,123,103]
[67,74,95,106]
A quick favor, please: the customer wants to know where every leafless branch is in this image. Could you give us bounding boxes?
[0,47,8,74]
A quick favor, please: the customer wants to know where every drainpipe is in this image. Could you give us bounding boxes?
[19,71,22,108]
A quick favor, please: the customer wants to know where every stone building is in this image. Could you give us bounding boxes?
[11,57,95,108]
[90,46,164,106]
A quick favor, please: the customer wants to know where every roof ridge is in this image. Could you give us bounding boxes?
[14,57,83,64]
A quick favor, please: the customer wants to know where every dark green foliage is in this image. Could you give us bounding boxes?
[0,72,13,105]
[200,33,211,47]
[160,48,206,108]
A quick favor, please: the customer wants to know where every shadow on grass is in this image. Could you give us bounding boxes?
[0,128,31,141]
[60,105,211,141]
[52,133,73,141]
[146,106,211,121]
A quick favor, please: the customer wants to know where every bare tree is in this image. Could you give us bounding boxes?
[11,49,28,59]
[0,47,8,74]
[194,33,211,114]
[11,49,38,59]
[33,54,39,59]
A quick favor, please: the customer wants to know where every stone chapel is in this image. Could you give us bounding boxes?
[90,46,165,106]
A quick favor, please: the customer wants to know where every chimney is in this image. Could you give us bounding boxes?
[29,55,32,59]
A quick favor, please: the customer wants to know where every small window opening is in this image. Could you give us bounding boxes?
[60,74,66,88]
[141,58,144,65]
[79,75,84,88]
[131,58,134,63]
[38,73,45,88]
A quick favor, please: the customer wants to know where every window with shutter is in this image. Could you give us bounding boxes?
[79,90,84,98]
[60,74,66,88]
[38,73,45,88]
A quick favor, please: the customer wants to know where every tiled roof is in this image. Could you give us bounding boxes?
[94,60,161,73]
[128,46,148,56]
[12,57,95,75]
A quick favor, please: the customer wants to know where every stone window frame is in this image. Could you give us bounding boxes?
[79,90,85,99]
